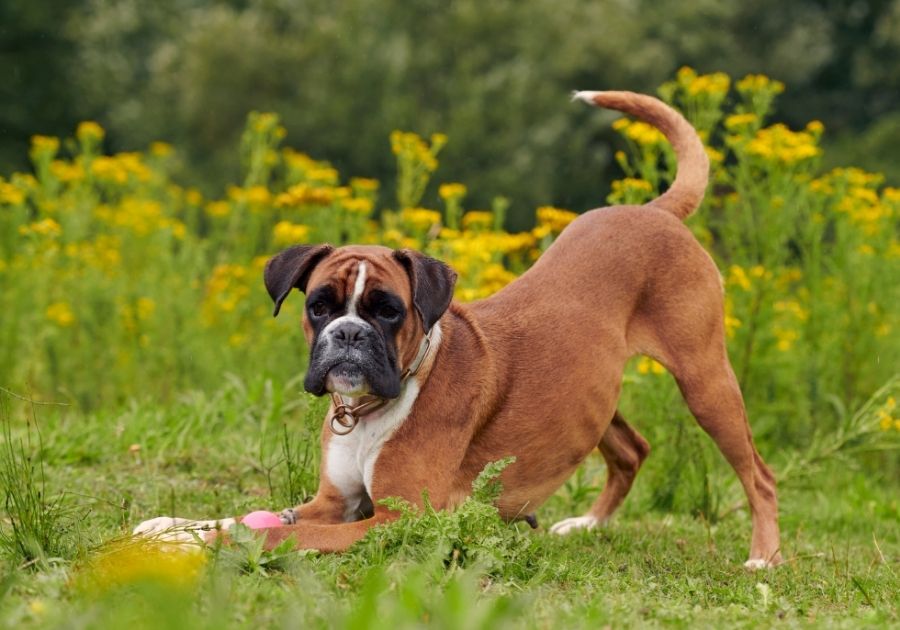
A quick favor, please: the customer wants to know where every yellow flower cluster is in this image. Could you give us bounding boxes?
[636,356,667,375]
[78,539,206,594]
[19,218,62,238]
[94,198,185,238]
[401,207,442,231]
[535,206,578,234]
[612,118,666,146]
[46,301,75,327]
[439,182,467,200]
[609,178,654,205]
[5,78,898,411]
[30,135,60,158]
[675,67,731,97]
[0,179,25,205]
[461,211,493,230]
[727,264,769,291]
[202,264,251,325]
[810,167,894,236]
[64,235,122,274]
[349,177,378,191]
[274,183,338,208]
[273,220,311,245]
[724,113,759,131]
[90,153,153,184]
[76,121,105,144]
[340,197,374,215]
[743,124,821,165]
[877,397,899,431]
[736,74,785,96]
[390,131,446,172]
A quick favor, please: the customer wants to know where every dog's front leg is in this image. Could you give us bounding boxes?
[209,509,396,552]
[277,477,351,525]
[247,415,472,552]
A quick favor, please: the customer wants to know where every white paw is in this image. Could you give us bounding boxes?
[743,558,775,570]
[549,515,599,535]
[132,516,236,544]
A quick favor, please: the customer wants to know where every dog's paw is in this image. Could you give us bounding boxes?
[743,558,778,570]
[278,508,297,525]
[549,515,598,535]
[132,516,236,544]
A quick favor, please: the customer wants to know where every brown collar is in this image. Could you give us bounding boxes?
[328,329,435,435]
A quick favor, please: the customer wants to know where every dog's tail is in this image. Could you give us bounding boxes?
[573,90,708,221]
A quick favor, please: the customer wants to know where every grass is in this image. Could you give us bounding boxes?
[0,377,897,628]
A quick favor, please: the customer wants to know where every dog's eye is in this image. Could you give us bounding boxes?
[377,305,400,321]
[309,301,328,318]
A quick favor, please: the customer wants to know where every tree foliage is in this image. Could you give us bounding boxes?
[3,0,899,226]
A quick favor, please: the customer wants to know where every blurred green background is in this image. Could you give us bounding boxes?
[3,0,900,230]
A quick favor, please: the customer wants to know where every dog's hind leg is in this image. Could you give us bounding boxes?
[668,351,782,568]
[550,411,650,534]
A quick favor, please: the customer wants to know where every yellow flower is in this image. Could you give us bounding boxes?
[724,113,758,130]
[705,146,725,164]
[401,207,441,231]
[774,328,799,352]
[185,188,203,206]
[805,120,824,137]
[609,178,655,205]
[0,179,25,205]
[136,297,156,320]
[76,121,105,144]
[30,135,60,156]
[686,72,730,96]
[350,177,380,192]
[274,183,335,207]
[439,182,467,201]
[340,197,374,215]
[613,119,666,146]
[205,200,230,217]
[49,159,85,183]
[461,211,494,230]
[774,300,809,322]
[78,539,206,594]
[736,74,785,96]
[19,218,62,238]
[745,124,821,165]
[727,265,751,291]
[246,185,271,206]
[877,408,894,431]
[149,141,173,157]
[637,356,666,375]
[536,206,578,233]
[273,221,311,245]
[46,302,75,327]
[308,167,339,185]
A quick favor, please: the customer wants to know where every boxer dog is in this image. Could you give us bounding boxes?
[135,91,782,568]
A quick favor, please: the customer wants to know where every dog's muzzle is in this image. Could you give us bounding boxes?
[304,317,400,399]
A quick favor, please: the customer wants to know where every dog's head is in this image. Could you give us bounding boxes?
[264,244,456,399]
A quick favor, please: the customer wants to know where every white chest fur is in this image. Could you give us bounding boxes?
[325,379,421,521]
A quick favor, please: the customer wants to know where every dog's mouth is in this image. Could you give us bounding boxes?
[304,340,402,399]
[324,361,371,397]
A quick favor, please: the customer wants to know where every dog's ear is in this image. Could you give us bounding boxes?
[264,244,334,317]
[393,249,457,331]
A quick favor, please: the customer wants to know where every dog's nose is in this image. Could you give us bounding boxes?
[332,321,367,346]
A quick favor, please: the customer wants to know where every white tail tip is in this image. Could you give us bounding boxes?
[571,90,602,105]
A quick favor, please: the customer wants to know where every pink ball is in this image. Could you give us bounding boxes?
[241,510,283,529]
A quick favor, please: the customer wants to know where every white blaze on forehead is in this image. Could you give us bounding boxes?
[348,261,367,316]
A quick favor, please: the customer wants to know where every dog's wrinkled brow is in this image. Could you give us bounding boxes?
[307,284,339,305]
